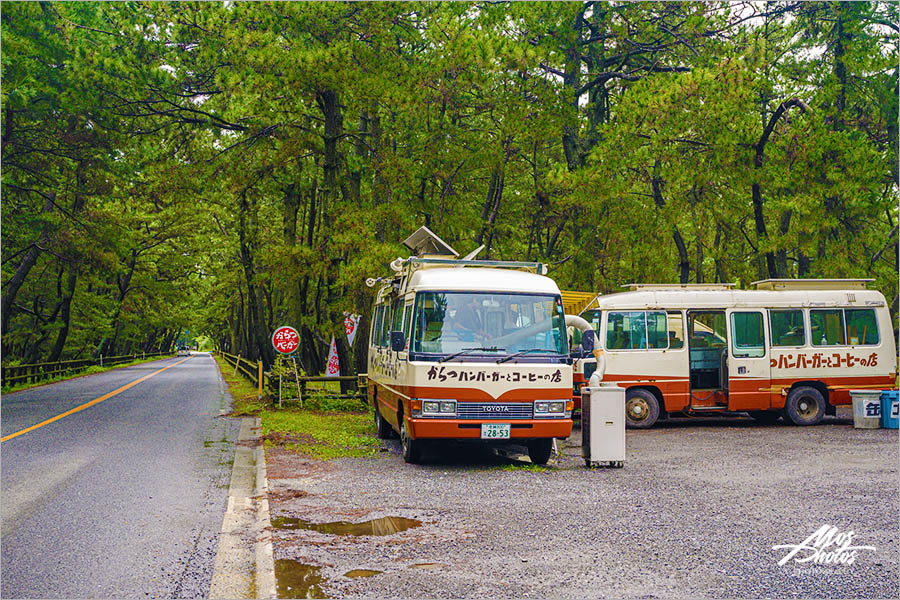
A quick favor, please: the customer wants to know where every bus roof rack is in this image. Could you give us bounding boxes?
[407,257,548,275]
[752,279,874,291]
[623,283,736,291]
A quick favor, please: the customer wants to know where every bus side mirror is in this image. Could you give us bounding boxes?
[581,330,596,353]
[390,331,405,352]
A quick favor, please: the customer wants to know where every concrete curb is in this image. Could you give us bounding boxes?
[209,417,276,599]
[254,424,276,599]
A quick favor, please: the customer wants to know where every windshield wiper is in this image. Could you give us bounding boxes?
[496,348,553,364]
[439,347,504,363]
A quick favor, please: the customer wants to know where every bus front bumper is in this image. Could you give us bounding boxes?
[407,418,573,440]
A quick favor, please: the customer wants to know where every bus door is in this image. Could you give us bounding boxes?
[726,309,771,410]
[687,310,728,408]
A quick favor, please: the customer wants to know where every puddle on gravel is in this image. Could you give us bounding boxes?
[343,569,383,578]
[275,559,330,599]
[271,515,421,536]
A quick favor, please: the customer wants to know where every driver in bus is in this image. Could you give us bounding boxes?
[455,296,488,341]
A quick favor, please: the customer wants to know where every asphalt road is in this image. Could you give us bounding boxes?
[1,353,239,599]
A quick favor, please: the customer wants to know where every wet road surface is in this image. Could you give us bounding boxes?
[1,353,239,598]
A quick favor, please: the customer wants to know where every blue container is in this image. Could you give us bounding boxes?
[881,391,899,429]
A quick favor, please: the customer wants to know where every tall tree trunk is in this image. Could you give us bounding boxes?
[1,193,55,346]
[651,167,690,283]
[239,190,274,368]
[752,97,809,279]
[47,268,78,361]
[775,209,792,278]
[561,7,587,172]
[476,163,505,257]
[101,251,137,357]
[316,88,354,391]
[48,161,89,361]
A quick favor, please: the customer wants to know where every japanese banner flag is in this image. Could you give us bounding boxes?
[344,313,361,347]
[325,337,340,377]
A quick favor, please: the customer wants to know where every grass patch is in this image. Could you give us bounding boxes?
[497,462,552,472]
[284,391,368,413]
[261,409,380,460]
[212,353,378,460]
[1,355,175,394]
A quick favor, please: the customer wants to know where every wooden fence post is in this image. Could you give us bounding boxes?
[257,361,262,400]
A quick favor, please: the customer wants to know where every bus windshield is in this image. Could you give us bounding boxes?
[412,292,567,356]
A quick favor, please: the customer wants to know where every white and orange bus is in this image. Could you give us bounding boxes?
[366,228,574,464]
[572,280,897,428]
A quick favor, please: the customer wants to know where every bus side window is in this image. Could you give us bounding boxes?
[648,312,668,349]
[381,304,394,347]
[392,299,404,333]
[372,305,384,347]
[811,309,845,346]
[770,309,806,347]
[667,312,684,349]
[403,304,413,348]
[731,312,765,358]
[845,309,879,345]
[606,311,648,350]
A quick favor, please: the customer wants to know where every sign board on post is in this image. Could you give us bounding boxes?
[271,325,300,355]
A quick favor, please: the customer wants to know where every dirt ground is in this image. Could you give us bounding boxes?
[265,407,898,599]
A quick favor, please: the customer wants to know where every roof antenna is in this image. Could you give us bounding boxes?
[460,244,485,262]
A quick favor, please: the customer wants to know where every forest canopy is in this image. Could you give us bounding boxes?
[2,1,897,376]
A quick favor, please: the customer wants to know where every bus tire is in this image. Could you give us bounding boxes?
[527,438,553,465]
[783,386,826,426]
[748,410,781,424]
[374,402,395,439]
[625,388,660,429]
[400,418,424,464]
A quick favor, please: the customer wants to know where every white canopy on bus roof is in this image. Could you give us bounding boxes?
[406,267,561,295]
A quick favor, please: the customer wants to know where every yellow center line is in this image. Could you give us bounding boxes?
[1,356,194,443]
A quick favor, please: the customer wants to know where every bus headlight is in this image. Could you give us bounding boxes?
[419,399,456,417]
[535,400,568,418]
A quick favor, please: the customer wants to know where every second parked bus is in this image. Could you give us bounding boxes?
[574,280,896,428]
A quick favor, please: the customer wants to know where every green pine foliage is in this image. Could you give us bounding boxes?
[3,2,897,373]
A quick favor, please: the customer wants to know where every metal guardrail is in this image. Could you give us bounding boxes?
[1,351,173,387]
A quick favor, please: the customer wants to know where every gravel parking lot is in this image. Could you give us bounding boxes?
[266,407,898,599]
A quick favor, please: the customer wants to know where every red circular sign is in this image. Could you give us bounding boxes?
[271,325,300,354]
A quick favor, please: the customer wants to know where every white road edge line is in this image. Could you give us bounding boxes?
[254,419,276,599]
[209,417,276,599]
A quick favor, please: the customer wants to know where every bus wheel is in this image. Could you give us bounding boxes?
[527,439,553,465]
[783,386,826,426]
[748,410,781,424]
[400,419,424,464]
[374,403,395,439]
[625,389,660,429]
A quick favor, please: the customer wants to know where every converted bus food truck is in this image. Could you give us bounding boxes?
[571,280,897,429]
[367,228,574,464]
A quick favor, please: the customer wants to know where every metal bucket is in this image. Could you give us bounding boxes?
[850,390,882,429]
